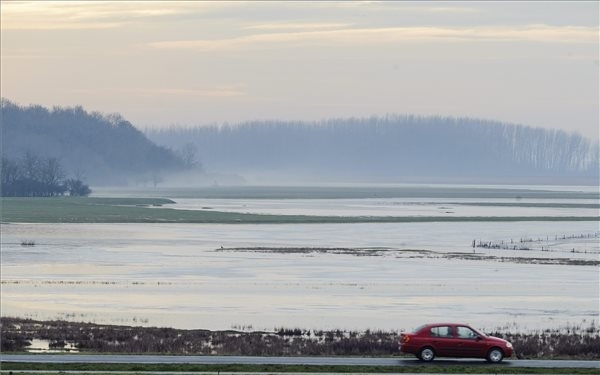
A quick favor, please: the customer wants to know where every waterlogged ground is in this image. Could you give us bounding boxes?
[1,185,598,332]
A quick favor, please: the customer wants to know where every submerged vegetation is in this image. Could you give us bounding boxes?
[474,233,599,252]
[1,318,598,360]
[216,247,600,266]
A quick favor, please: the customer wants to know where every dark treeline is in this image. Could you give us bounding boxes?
[1,153,91,197]
[1,99,187,185]
[147,115,599,184]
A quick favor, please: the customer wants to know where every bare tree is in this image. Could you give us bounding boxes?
[22,152,41,181]
[1,154,90,197]
[1,156,21,195]
[65,178,91,196]
[178,143,200,169]
[40,157,65,186]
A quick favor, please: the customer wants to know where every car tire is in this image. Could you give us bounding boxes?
[418,347,435,362]
[486,347,504,363]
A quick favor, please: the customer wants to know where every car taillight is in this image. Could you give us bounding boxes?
[401,334,410,343]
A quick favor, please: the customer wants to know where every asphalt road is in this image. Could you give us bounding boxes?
[1,354,599,368]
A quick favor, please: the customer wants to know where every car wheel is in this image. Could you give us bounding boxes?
[487,347,504,363]
[419,347,435,362]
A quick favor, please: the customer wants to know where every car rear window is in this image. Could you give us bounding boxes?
[430,326,453,337]
[412,324,426,333]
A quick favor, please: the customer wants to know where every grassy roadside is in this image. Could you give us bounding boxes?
[1,197,598,224]
[1,362,599,374]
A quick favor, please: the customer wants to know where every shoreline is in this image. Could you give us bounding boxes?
[2,317,598,359]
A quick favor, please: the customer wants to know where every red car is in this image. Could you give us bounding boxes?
[399,323,513,363]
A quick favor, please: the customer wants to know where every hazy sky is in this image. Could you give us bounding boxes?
[2,1,598,140]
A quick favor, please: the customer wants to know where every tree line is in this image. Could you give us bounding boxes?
[1,99,188,186]
[146,115,599,184]
[1,153,91,197]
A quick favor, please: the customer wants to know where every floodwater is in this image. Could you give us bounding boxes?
[169,197,599,218]
[1,185,599,332]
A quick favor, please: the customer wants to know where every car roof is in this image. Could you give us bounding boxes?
[423,323,471,327]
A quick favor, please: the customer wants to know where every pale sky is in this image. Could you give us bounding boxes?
[1,1,599,140]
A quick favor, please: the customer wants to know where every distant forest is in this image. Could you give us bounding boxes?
[147,116,599,185]
[1,99,187,185]
[2,98,597,187]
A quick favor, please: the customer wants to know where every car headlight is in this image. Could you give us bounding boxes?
[505,342,513,348]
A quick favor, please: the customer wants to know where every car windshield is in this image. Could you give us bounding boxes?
[471,326,486,337]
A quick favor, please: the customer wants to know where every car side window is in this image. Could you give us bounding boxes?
[430,326,453,337]
[457,326,477,339]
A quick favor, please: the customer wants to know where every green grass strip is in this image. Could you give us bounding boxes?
[1,362,599,374]
[1,197,598,224]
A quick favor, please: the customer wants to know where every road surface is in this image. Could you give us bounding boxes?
[1,354,599,368]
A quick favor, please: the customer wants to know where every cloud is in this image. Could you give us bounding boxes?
[146,25,599,51]
[0,1,202,30]
[244,22,353,31]
[427,6,480,14]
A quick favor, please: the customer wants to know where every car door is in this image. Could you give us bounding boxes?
[454,325,485,358]
[428,325,456,357]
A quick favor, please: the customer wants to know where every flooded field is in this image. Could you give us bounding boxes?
[1,184,598,332]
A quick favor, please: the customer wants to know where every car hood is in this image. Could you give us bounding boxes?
[485,335,510,345]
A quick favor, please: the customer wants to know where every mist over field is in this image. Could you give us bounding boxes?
[146,115,599,186]
[2,99,598,187]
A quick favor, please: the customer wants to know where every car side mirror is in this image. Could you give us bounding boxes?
[475,335,482,340]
